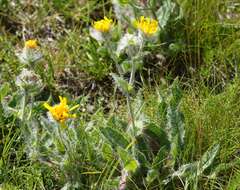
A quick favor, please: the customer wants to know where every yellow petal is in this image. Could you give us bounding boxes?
[59,96,63,102]
[25,39,37,49]
[59,96,67,106]
[62,97,67,105]
[43,102,52,111]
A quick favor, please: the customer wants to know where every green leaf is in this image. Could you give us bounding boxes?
[148,0,157,8]
[152,146,168,170]
[118,0,130,5]
[101,143,114,161]
[100,127,130,149]
[166,105,185,166]
[169,135,179,166]
[146,169,159,184]
[198,144,220,175]
[18,92,27,121]
[133,92,144,116]
[108,116,128,131]
[157,93,167,122]
[117,147,138,172]
[146,146,168,184]
[164,80,185,166]
[54,137,66,154]
[172,162,198,179]
[167,107,185,145]
[121,60,132,73]
[97,46,109,56]
[170,79,183,108]
[144,123,170,149]
[111,73,134,94]
[176,0,190,18]
[0,82,10,101]
[157,0,176,28]
[135,135,151,163]
[165,91,184,168]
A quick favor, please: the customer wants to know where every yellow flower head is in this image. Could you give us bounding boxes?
[93,17,113,33]
[134,16,158,36]
[43,96,79,123]
[25,39,38,49]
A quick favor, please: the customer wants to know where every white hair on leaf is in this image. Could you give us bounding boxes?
[116,33,143,56]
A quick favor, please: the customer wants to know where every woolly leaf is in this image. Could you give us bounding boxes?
[170,79,183,108]
[144,123,170,148]
[152,146,168,170]
[135,135,151,163]
[100,127,130,149]
[198,144,220,175]
[172,162,198,179]
[117,147,138,172]
[157,0,176,28]
[146,169,159,184]
[111,73,134,94]
[0,82,10,101]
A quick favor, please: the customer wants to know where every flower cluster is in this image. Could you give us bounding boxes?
[16,39,79,125]
[134,16,159,36]
[90,17,113,42]
[15,16,159,126]
[44,96,79,124]
[90,16,158,43]
[25,39,38,49]
[93,17,113,33]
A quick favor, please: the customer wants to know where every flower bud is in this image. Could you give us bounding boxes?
[15,68,43,92]
[17,39,42,65]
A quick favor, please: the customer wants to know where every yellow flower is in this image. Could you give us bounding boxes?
[43,96,79,123]
[25,39,38,49]
[134,16,158,36]
[93,17,113,32]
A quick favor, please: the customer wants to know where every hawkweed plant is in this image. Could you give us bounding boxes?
[90,14,159,189]
[14,39,44,121]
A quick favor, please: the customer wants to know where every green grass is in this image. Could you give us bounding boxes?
[138,79,240,189]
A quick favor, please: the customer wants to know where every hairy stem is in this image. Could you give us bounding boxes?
[118,169,128,190]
